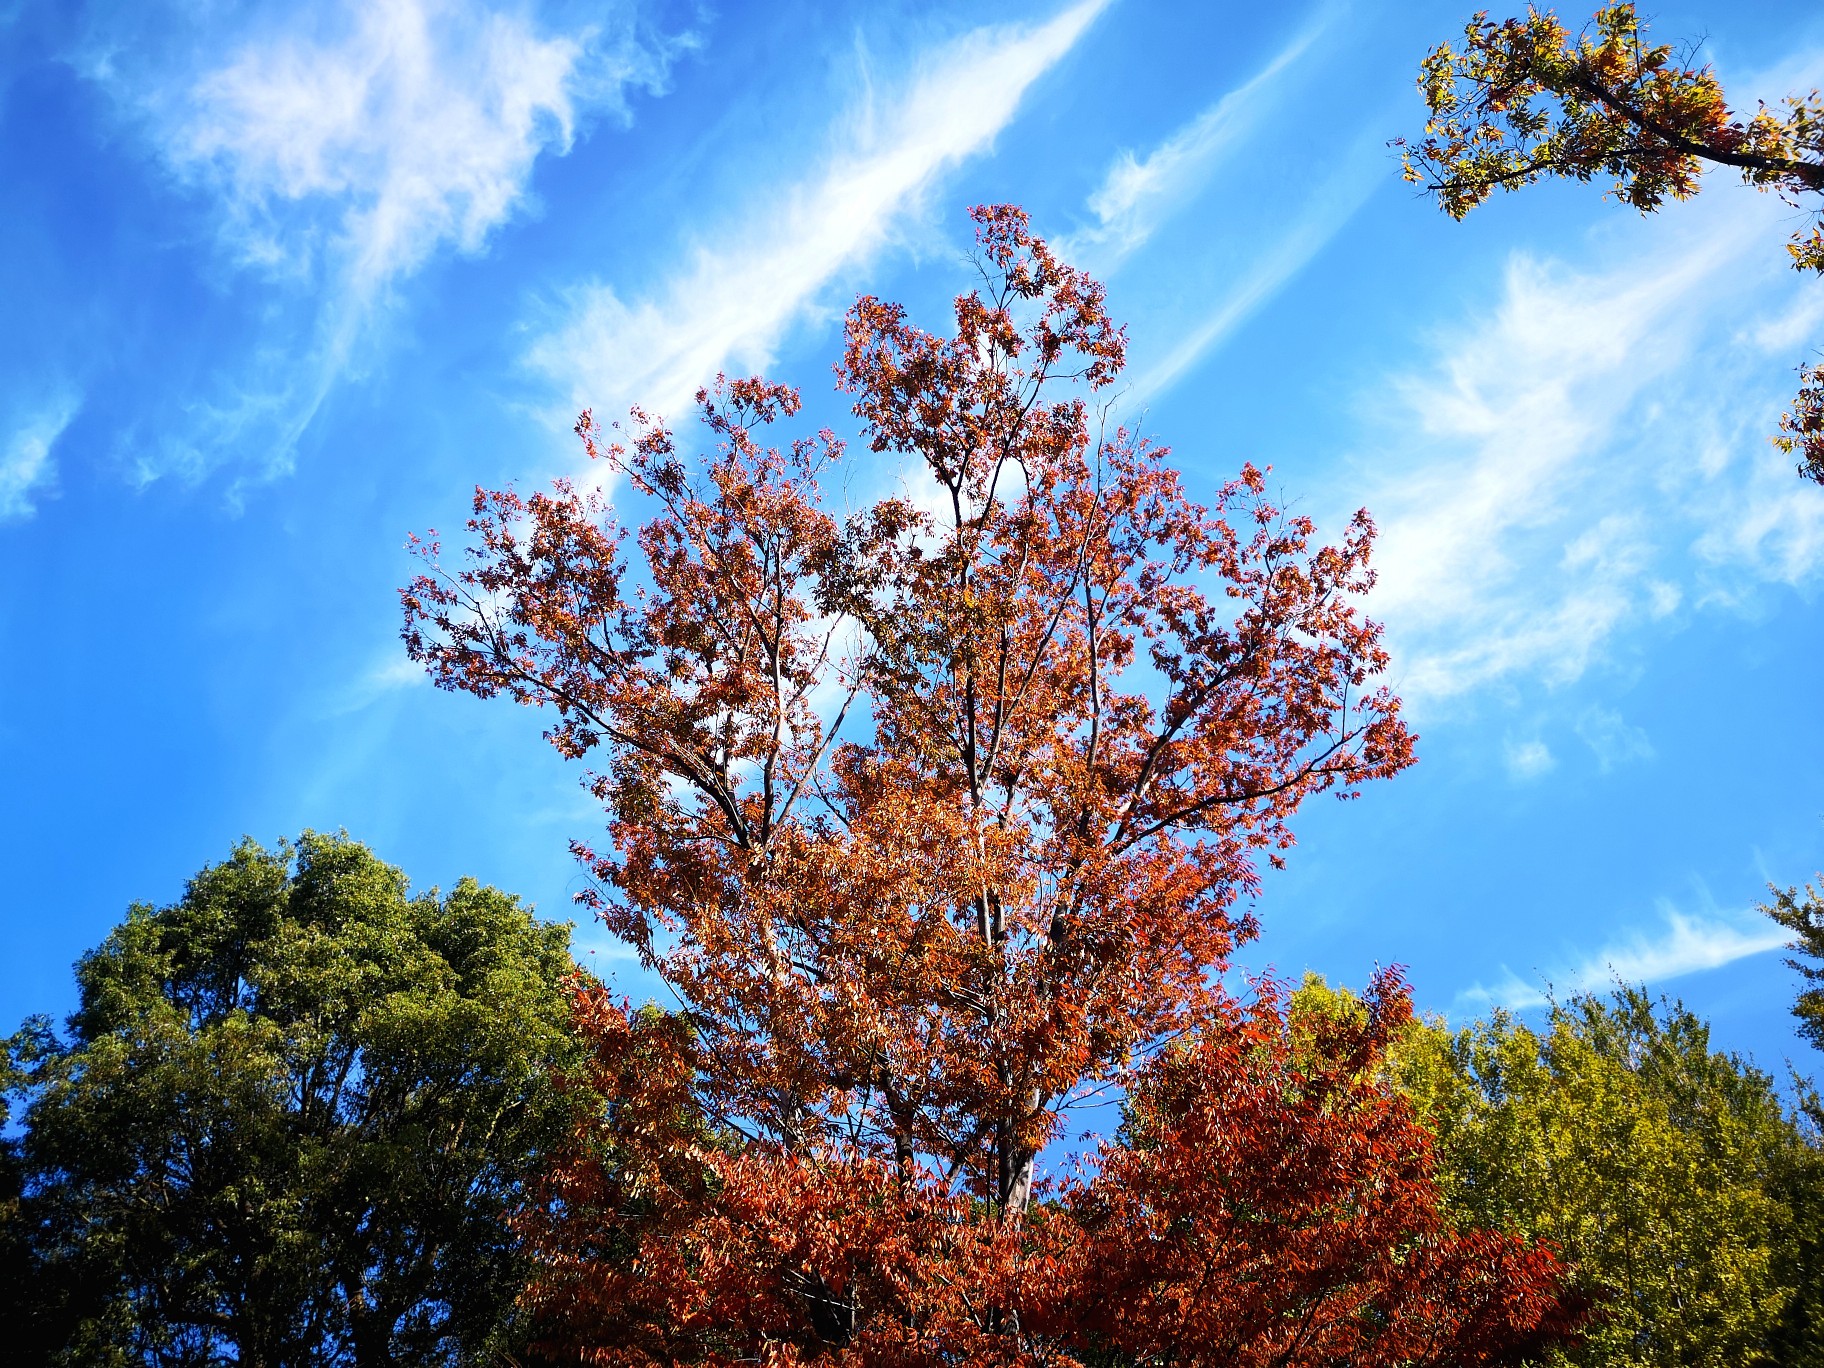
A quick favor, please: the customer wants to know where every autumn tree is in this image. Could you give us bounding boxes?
[1399,2,1824,481]
[1,833,588,1368]
[403,205,1578,1365]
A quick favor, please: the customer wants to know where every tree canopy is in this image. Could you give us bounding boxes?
[403,203,1579,1366]
[2,832,589,1368]
[1301,977,1824,1367]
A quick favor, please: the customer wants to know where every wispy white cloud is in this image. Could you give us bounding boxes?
[1459,902,1790,1012]
[167,0,654,288]
[1748,288,1824,353]
[1502,735,1556,781]
[1061,5,1333,268]
[96,0,687,483]
[529,0,1110,427]
[1354,187,1824,707]
[0,389,80,522]
[1366,256,1709,699]
[319,651,431,719]
[1575,705,1654,772]
[1689,433,1824,588]
[1126,144,1383,403]
[1044,3,1373,404]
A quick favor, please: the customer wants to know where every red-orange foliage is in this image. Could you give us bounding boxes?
[402,205,1578,1365]
[1067,975,1579,1367]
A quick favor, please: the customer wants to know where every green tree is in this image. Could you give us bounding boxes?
[1,832,590,1368]
[1294,976,1823,1366]
[1763,880,1824,1365]
[1766,880,1824,1056]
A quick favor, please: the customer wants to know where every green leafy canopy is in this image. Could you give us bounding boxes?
[2,832,592,1368]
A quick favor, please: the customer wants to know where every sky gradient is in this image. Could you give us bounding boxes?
[3,0,1822,1078]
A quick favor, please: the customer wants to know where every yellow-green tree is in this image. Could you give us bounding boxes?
[1292,977,1823,1366]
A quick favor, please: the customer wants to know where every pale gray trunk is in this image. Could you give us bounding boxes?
[998,1087,1043,1214]
[1004,1152,1035,1213]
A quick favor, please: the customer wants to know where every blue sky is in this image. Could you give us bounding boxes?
[3,0,1822,1076]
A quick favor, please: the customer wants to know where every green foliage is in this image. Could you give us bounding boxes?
[1766,881,1824,1057]
[1291,975,1824,1365]
[1,832,591,1368]
[1765,1086,1824,1368]
[1328,978,1824,1367]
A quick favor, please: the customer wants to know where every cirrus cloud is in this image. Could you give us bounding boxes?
[87,0,691,484]
[1458,901,1790,1013]
[528,0,1110,430]
[1353,187,1824,710]
[0,388,81,523]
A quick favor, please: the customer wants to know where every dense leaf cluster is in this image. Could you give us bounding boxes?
[1767,882,1824,1058]
[1,833,588,1368]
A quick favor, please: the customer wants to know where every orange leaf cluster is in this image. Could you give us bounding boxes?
[1777,362,1824,486]
[1401,4,1824,223]
[516,975,1579,1366]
